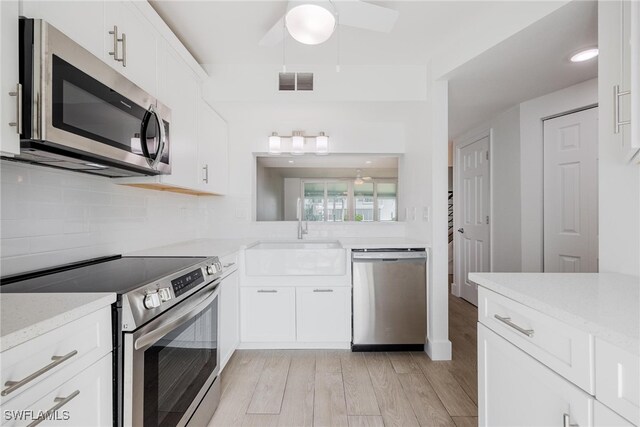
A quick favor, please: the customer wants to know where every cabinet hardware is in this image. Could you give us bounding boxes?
[120,32,127,67]
[562,413,579,427]
[2,350,78,396]
[8,83,22,134]
[494,314,534,337]
[614,84,631,134]
[26,390,80,427]
[313,289,334,293]
[203,164,209,184]
[108,25,120,60]
[257,289,277,293]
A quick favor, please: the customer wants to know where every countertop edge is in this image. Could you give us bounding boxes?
[1,293,116,353]
[469,273,640,356]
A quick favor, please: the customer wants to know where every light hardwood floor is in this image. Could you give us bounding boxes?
[209,294,478,427]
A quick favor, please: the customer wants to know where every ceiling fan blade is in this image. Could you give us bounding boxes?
[259,16,285,47]
[334,0,399,33]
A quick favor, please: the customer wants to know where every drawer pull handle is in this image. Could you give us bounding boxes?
[1,350,78,396]
[494,315,534,338]
[257,289,277,293]
[313,289,334,293]
[563,413,579,427]
[27,390,80,427]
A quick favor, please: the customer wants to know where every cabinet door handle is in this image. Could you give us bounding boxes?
[1,350,78,396]
[257,289,277,293]
[494,315,534,337]
[120,32,127,67]
[614,84,631,134]
[562,413,579,427]
[313,289,334,293]
[26,390,80,427]
[203,164,209,183]
[8,83,22,134]
[108,25,120,60]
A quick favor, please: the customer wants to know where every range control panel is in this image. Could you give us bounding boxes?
[171,268,205,297]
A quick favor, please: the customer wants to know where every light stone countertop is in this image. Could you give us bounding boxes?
[469,272,640,355]
[129,237,430,258]
[0,293,116,353]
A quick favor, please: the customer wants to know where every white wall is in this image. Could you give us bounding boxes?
[256,162,284,221]
[199,100,422,240]
[0,161,204,275]
[519,78,598,271]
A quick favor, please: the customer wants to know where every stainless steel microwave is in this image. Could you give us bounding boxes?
[10,18,171,177]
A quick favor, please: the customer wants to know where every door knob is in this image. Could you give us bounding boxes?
[457,228,464,233]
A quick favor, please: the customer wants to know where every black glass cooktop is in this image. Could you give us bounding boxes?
[0,256,207,294]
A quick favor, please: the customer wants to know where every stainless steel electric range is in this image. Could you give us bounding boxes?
[1,255,227,427]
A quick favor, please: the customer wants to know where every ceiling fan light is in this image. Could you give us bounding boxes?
[285,4,336,45]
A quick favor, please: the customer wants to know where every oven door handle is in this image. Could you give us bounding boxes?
[134,282,219,350]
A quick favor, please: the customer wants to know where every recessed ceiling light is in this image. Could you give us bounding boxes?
[570,48,599,63]
[365,160,372,164]
[288,160,294,164]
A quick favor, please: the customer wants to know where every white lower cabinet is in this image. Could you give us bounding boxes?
[594,401,635,427]
[296,287,350,343]
[219,270,239,370]
[2,354,112,427]
[479,324,594,427]
[240,287,296,343]
[240,286,351,346]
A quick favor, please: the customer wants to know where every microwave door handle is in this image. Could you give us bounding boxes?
[140,105,165,168]
[134,284,219,350]
[140,109,153,162]
[153,108,166,166]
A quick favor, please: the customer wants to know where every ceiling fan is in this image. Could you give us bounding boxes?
[259,0,400,47]
[354,169,372,185]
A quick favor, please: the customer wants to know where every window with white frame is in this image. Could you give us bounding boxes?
[302,179,397,222]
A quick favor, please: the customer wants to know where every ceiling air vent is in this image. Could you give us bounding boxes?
[278,72,314,91]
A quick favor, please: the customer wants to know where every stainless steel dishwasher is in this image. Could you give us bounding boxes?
[352,249,427,351]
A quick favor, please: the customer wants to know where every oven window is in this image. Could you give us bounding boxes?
[143,298,218,427]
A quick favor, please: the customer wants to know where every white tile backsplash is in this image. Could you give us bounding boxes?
[0,161,205,276]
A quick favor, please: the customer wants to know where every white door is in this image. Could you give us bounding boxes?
[456,136,490,306]
[240,287,296,343]
[543,108,598,272]
[478,324,594,427]
[296,287,351,343]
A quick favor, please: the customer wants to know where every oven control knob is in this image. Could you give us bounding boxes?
[158,287,172,303]
[143,291,161,309]
[206,265,216,275]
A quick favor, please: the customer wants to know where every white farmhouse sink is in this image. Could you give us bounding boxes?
[244,240,346,276]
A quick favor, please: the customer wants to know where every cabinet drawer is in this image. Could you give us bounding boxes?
[595,338,639,425]
[2,354,112,427]
[1,307,111,404]
[594,401,635,427]
[478,287,594,393]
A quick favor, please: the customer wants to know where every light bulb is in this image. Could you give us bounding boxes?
[292,131,304,155]
[269,132,281,155]
[316,132,329,155]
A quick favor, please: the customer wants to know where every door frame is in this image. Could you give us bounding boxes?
[452,128,493,298]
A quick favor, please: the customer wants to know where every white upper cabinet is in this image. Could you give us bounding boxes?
[20,0,105,58]
[198,100,229,195]
[104,1,158,96]
[599,0,639,162]
[0,0,20,156]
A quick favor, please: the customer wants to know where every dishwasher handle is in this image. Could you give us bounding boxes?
[352,251,427,261]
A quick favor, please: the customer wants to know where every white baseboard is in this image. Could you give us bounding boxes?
[237,342,351,350]
[451,282,461,297]
[425,339,452,360]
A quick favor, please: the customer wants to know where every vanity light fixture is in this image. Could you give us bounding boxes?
[570,47,598,62]
[292,131,305,155]
[269,132,282,155]
[267,130,330,155]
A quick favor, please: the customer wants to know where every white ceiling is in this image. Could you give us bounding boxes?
[148,1,562,67]
[447,0,598,140]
